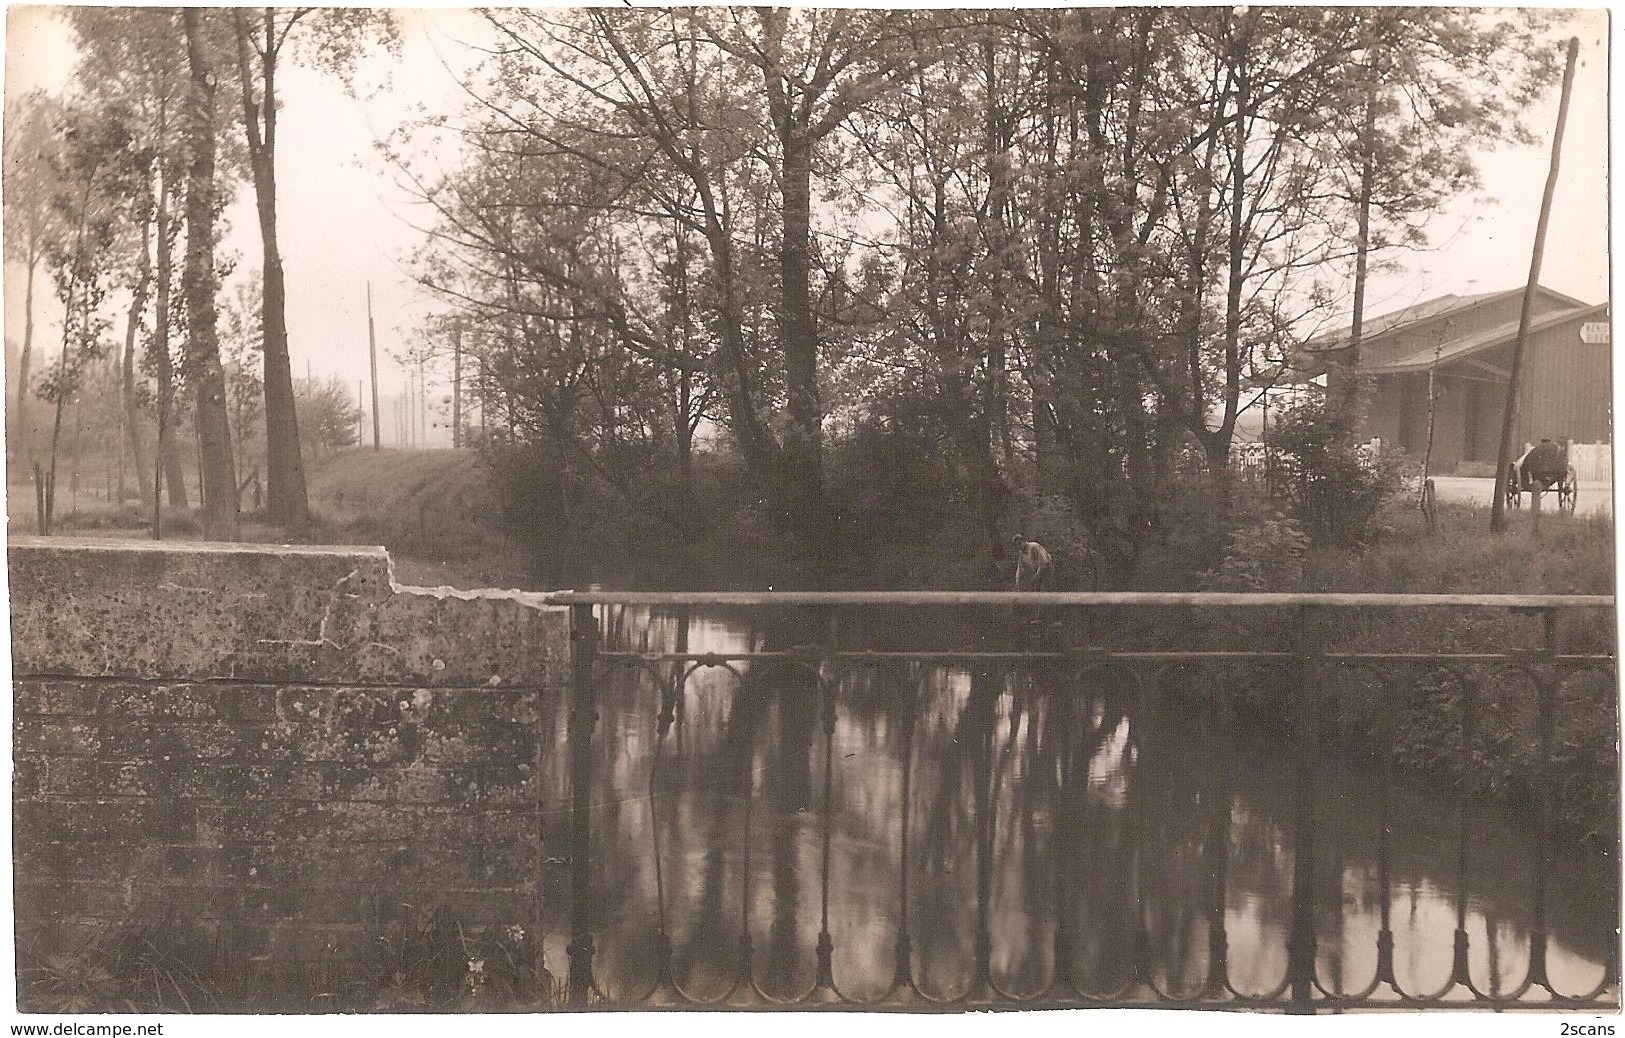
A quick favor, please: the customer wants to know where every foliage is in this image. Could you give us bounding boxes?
[827,402,981,588]
[222,281,265,463]
[399,7,1561,588]
[1264,393,1409,547]
[1202,500,1309,591]
[4,92,68,459]
[19,914,221,1013]
[1298,500,1617,845]
[40,102,152,402]
[369,908,561,1012]
[19,7,1575,586]
[1307,501,1615,599]
[1322,662,1619,849]
[296,377,363,461]
[2,94,66,271]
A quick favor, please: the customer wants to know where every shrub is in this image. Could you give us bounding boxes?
[1266,396,1408,548]
[1202,501,1308,591]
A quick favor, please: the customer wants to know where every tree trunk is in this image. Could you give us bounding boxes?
[976,37,1011,560]
[669,218,698,521]
[153,119,190,510]
[43,283,74,534]
[1214,70,1249,468]
[122,202,155,508]
[46,173,100,533]
[234,10,308,529]
[1335,68,1380,421]
[182,7,239,540]
[14,252,37,472]
[777,134,837,586]
[703,221,773,481]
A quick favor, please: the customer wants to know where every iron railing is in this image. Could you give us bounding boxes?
[543,591,1619,1013]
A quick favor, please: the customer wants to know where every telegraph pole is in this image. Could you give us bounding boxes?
[452,322,463,449]
[367,283,381,450]
[1491,36,1578,532]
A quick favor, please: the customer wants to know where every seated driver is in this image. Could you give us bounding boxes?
[1520,438,1566,488]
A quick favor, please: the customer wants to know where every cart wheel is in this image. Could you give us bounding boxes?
[1560,478,1578,515]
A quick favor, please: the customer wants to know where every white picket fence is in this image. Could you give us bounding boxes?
[1568,441,1613,482]
[1228,438,1386,481]
[1230,439,1612,482]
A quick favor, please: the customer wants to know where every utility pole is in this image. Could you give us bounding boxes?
[1492,36,1578,532]
[452,322,463,450]
[367,283,381,450]
[356,380,364,447]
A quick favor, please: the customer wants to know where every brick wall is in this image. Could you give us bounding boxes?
[9,538,568,999]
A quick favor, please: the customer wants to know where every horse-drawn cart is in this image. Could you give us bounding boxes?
[1504,438,1578,514]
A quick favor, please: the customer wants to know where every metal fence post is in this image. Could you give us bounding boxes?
[567,603,600,1005]
[1288,605,1321,1014]
[1529,608,1558,990]
[969,664,998,998]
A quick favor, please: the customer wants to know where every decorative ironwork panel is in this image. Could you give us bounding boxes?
[547,594,1618,1013]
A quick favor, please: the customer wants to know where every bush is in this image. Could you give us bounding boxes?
[1266,396,1408,548]
[827,411,981,589]
[1202,500,1308,591]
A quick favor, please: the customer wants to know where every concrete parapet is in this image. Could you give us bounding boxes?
[8,538,569,1003]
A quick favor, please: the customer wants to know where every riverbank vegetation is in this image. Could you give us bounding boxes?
[10,8,1587,598]
[393,8,1562,592]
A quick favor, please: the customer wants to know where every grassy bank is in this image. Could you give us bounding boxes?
[1307,500,1614,597]
[304,447,540,588]
[1305,501,1617,848]
[15,454,1617,847]
[5,449,535,589]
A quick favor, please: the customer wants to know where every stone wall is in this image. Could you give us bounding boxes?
[9,538,568,995]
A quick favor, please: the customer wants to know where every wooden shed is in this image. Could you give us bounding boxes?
[1294,286,1611,473]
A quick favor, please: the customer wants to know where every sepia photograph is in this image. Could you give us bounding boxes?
[2,4,1616,1030]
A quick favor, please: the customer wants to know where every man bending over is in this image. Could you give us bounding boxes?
[1011,535,1053,591]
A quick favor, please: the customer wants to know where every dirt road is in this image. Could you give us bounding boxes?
[1427,476,1613,517]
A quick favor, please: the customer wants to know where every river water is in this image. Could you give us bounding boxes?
[542,607,1616,1007]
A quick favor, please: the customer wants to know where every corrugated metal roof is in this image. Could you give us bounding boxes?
[1291,285,1598,377]
[1366,302,1609,374]
[1301,289,1503,348]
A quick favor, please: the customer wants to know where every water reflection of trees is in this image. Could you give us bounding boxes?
[564,608,1614,1006]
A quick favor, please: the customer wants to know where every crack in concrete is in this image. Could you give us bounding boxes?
[255,568,360,652]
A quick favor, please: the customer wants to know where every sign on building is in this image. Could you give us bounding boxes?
[1580,321,1610,344]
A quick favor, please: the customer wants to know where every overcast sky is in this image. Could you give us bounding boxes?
[2,6,1613,409]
